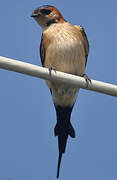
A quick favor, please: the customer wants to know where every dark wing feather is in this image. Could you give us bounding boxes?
[40,34,45,67]
[74,25,89,67]
[40,34,52,93]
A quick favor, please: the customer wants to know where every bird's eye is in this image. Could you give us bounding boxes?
[40,9,52,15]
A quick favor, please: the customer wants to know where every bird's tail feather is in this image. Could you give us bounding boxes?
[57,152,62,178]
[55,124,75,178]
[56,135,68,178]
[54,105,75,178]
[54,122,75,138]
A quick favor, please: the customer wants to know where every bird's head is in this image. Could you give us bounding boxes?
[31,5,65,29]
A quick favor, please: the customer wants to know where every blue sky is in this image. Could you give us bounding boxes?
[0,0,117,179]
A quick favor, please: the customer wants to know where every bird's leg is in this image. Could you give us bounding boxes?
[48,66,56,76]
[81,73,91,88]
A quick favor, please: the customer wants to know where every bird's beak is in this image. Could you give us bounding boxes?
[31,13,39,18]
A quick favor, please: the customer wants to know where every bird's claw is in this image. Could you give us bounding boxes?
[81,74,91,88]
[48,66,56,76]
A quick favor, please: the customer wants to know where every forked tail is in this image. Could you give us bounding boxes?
[55,122,75,178]
[54,105,75,178]
[57,152,62,178]
[56,135,68,178]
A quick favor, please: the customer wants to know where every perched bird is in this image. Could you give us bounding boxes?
[31,5,89,178]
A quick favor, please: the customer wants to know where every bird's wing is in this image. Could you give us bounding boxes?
[40,33,52,93]
[40,34,46,67]
[74,25,89,67]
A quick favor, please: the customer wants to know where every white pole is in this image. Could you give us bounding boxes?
[0,56,117,97]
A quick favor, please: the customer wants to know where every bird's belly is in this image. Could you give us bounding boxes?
[44,34,86,106]
[45,41,85,85]
[45,39,86,75]
[51,87,79,107]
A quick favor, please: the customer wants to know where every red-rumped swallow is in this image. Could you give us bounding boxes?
[31,5,89,178]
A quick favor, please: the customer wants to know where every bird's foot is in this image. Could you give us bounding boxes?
[48,66,56,76]
[81,73,91,88]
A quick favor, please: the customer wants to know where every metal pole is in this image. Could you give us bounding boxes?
[0,56,117,97]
